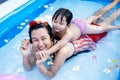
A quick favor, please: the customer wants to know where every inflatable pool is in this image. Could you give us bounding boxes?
[0,74,27,80]
[0,0,55,47]
[0,0,120,80]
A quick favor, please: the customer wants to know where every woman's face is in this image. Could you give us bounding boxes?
[31,28,53,51]
[52,15,67,32]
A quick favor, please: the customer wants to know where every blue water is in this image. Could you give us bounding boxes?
[0,0,120,80]
[0,0,55,47]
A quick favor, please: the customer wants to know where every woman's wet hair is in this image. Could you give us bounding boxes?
[29,20,53,43]
[52,8,73,25]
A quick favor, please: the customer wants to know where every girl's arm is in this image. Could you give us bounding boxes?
[48,31,73,54]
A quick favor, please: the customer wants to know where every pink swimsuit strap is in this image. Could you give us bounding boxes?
[71,18,87,35]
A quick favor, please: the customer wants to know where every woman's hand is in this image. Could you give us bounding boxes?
[20,39,31,57]
[35,51,50,65]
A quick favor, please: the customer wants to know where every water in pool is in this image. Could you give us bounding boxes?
[0,0,120,80]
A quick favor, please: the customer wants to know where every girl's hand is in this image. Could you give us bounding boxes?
[20,39,31,57]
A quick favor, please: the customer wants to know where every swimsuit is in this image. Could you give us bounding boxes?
[71,19,107,43]
[66,35,96,60]
[71,18,87,35]
[72,35,96,54]
[70,19,97,53]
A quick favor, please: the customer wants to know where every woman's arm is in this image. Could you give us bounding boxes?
[20,39,36,71]
[36,44,74,79]
[22,54,33,71]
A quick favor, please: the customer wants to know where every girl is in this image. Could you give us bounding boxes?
[39,0,120,55]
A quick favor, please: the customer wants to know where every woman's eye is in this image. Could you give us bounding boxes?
[32,39,37,42]
[42,38,46,41]
[60,22,64,25]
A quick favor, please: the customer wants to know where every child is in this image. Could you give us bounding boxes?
[37,0,120,55]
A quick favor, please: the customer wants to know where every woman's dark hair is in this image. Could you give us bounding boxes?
[29,20,53,43]
[52,8,73,25]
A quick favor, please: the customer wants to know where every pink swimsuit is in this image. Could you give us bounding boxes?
[71,18,87,35]
[71,19,96,53]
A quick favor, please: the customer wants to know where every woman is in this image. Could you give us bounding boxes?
[20,21,95,79]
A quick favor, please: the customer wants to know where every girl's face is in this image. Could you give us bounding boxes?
[31,28,53,51]
[52,15,68,33]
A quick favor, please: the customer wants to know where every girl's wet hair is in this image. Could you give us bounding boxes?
[52,8,73,25]
[29,20,53,43]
